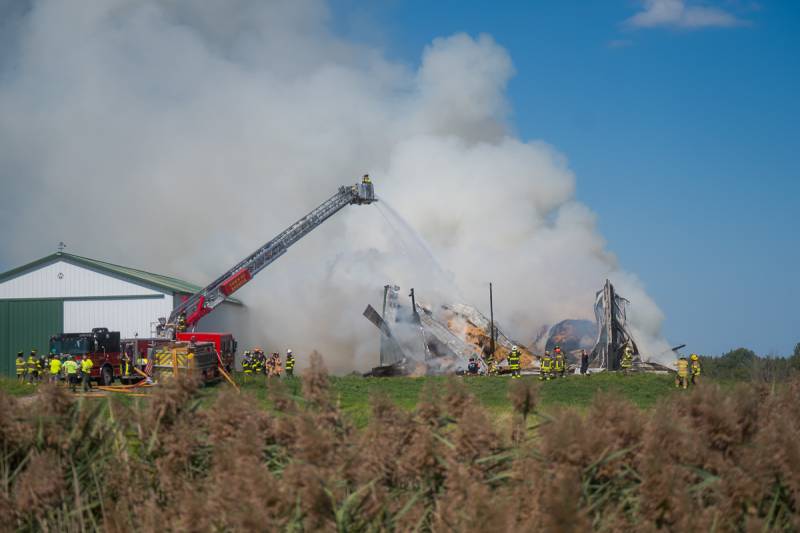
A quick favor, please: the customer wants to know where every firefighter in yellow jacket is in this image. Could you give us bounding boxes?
[15,352,25,382]
[285,349,295,377]
[553,346,566,378]
[540,351,553,381]
[620,345,634,375]
[507,346,522,378]
[26,351,38,383]
[675,355,689,389]
[80,356,94,392]
[690,354,701,385]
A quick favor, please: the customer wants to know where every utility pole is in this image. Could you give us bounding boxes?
[409,288,418,322]
[489,282,495,360]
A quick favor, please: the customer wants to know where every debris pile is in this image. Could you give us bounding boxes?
[363,285,536,376]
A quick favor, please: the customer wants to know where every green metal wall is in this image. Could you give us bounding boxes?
[0,300,63,376]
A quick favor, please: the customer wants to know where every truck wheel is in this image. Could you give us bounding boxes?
[100,365,113,386]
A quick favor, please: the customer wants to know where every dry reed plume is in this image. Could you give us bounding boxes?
[0,358,798,531]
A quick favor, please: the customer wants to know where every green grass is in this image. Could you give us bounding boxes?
[0,372,682,426]
[225,372,680,427]
[0,376,41,396]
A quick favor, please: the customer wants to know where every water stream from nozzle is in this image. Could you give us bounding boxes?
[374,196,461,301]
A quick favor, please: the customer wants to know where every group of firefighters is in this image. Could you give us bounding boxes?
[466,344,573,380]
[464,343,703,387]
[15,350,95,392]
[241,348,295,379]
[674,353,702,389]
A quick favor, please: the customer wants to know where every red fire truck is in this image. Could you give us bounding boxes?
[49,328,123,385]
[176,332,236,372]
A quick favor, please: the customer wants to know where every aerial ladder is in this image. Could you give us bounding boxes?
[161,177,376,336]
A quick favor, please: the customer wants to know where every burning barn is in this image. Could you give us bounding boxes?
[363,284,536,376]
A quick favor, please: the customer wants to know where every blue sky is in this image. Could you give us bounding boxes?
[331,0,799,356]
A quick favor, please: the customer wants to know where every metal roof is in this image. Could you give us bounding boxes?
[0,252,241,304]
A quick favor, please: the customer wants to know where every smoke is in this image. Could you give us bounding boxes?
[0,0,672,372]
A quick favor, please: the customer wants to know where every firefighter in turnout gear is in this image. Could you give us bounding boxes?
[36,354,46,382]
[121,352,131,379]
[26,351,38,383]
[487,357,498,376]
[16,352,25,382]
[507,346,522,378]
[177,311,187,333]
[242,351,253,381]
[540,351,553,381]
[690,354,701,385]
[553,346,566,378]
[620,345,634,375]
[675,355,689,389]
[285,350,295,377]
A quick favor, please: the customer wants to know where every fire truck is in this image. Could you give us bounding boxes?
[49,179,376,385]
[49,328,123,385]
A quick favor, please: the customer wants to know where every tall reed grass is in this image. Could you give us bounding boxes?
[1,354,797,531]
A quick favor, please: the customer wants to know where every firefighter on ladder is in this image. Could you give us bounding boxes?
[620,344,634,376]
[540,351,553,381]
[508,346,522,379]
[15,352,25,382]
[690,354,701,385]
[177,311,187,333]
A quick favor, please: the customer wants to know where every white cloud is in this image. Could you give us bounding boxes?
[626,0,746,29]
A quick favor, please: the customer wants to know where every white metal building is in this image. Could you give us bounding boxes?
[0,252,240,375]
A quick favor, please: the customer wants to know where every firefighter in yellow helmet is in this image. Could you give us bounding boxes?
[540,351,553,381]
[507,346,522,378]
[675,355,689,389]
[690,354,701,385]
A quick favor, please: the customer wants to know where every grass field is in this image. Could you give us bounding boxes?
[211,371,681,426]
[1,372,681,426]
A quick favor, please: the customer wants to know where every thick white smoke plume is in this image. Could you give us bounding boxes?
[0,0,672,371]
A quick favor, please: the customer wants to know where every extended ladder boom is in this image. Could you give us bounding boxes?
[168,180,376,330]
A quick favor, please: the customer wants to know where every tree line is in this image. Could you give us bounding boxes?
[699,342,800,382]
